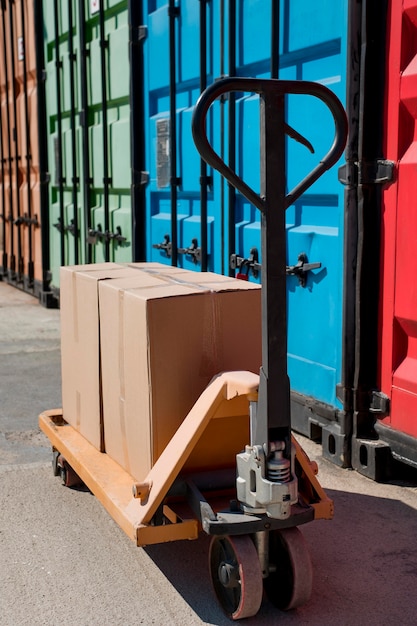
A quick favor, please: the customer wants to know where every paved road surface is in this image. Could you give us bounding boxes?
[1,281,417,625]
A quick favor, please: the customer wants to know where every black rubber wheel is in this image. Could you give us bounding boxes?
[264,527,313,611]
[52,449,60,477]
[57,455,83,488]
[209,535,263,620]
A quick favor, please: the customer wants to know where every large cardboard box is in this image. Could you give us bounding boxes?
[99,269,262,481]
[60,264,164,450]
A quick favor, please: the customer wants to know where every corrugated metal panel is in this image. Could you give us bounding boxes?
[0,0,42,293]
[42,0,133,291]
[142,0,350,464]
[374,0,417,471]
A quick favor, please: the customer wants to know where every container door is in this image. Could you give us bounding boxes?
[143,0,349,461]
[235,0,348,413]
[16,0,43,293]
[1,0,23,284]
[1,0,44,295]
[379,1,417,444]
[43,0,83,288]
[42,0,132,291]
[0,3,10,278]
[86,0,132,266]
[143,0,222,272]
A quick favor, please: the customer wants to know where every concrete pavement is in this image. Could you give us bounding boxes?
[1,280,417,625]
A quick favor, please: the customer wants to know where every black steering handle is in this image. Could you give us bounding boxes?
[191,77,348,212]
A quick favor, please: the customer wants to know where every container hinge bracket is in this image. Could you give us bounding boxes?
[336,384,390,417]
[132,25,147,43]
[178,238,201,264]
[171,176,182,187]
[369,390,390,417]
[338,160,395,186]
[133,170,149,187]
[152,234,172,258]
[200,174,213,188]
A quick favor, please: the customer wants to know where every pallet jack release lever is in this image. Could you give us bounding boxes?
[192,77,347,519]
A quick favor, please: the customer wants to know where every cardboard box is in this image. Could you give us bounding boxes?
[99,270,262,480]
[60,264,162,450]
[126,262,185,274]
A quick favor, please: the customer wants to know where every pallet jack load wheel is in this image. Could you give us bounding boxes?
[56,454,83,488]
[264,527,313,611]
[209,535,263,620]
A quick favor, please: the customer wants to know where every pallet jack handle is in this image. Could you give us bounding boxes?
[192,77,347,212]
[192,77,348,452]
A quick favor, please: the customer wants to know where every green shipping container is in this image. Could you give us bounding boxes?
[41,0,142,292]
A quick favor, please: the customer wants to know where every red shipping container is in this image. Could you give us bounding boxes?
[378,0,417,460]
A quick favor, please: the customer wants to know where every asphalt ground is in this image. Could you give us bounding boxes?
[1,280,417,625]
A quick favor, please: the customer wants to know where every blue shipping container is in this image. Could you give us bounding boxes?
[142,0,349,462]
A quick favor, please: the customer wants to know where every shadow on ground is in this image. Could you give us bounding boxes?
[145,487,417,625]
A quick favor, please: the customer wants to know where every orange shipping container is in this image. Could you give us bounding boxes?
[0,0,42,295]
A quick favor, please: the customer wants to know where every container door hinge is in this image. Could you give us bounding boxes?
[336,384,390,417]
[338,159,395,186]
[132,25,147,44]
[336,384,369,412]
[369,391,390,417]
[133,170,149,187]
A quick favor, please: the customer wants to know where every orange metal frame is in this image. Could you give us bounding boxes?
[39,371,333,547]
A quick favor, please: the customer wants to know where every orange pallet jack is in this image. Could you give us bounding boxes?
[40,77,347,620]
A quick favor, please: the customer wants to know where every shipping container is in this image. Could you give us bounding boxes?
[5,0,417,476]
[39,0,145,296]
[0,0,47,297]
[352,0,417,479]
[142,0,353,465]
[35,0,355,465]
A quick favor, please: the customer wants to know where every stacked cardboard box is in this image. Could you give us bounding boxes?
[60,263,262,481]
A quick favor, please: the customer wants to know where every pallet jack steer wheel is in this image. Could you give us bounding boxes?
[209,535,263,620]
[264,527,313,611]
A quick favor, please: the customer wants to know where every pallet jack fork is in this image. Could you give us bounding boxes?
[40,78,347,620]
